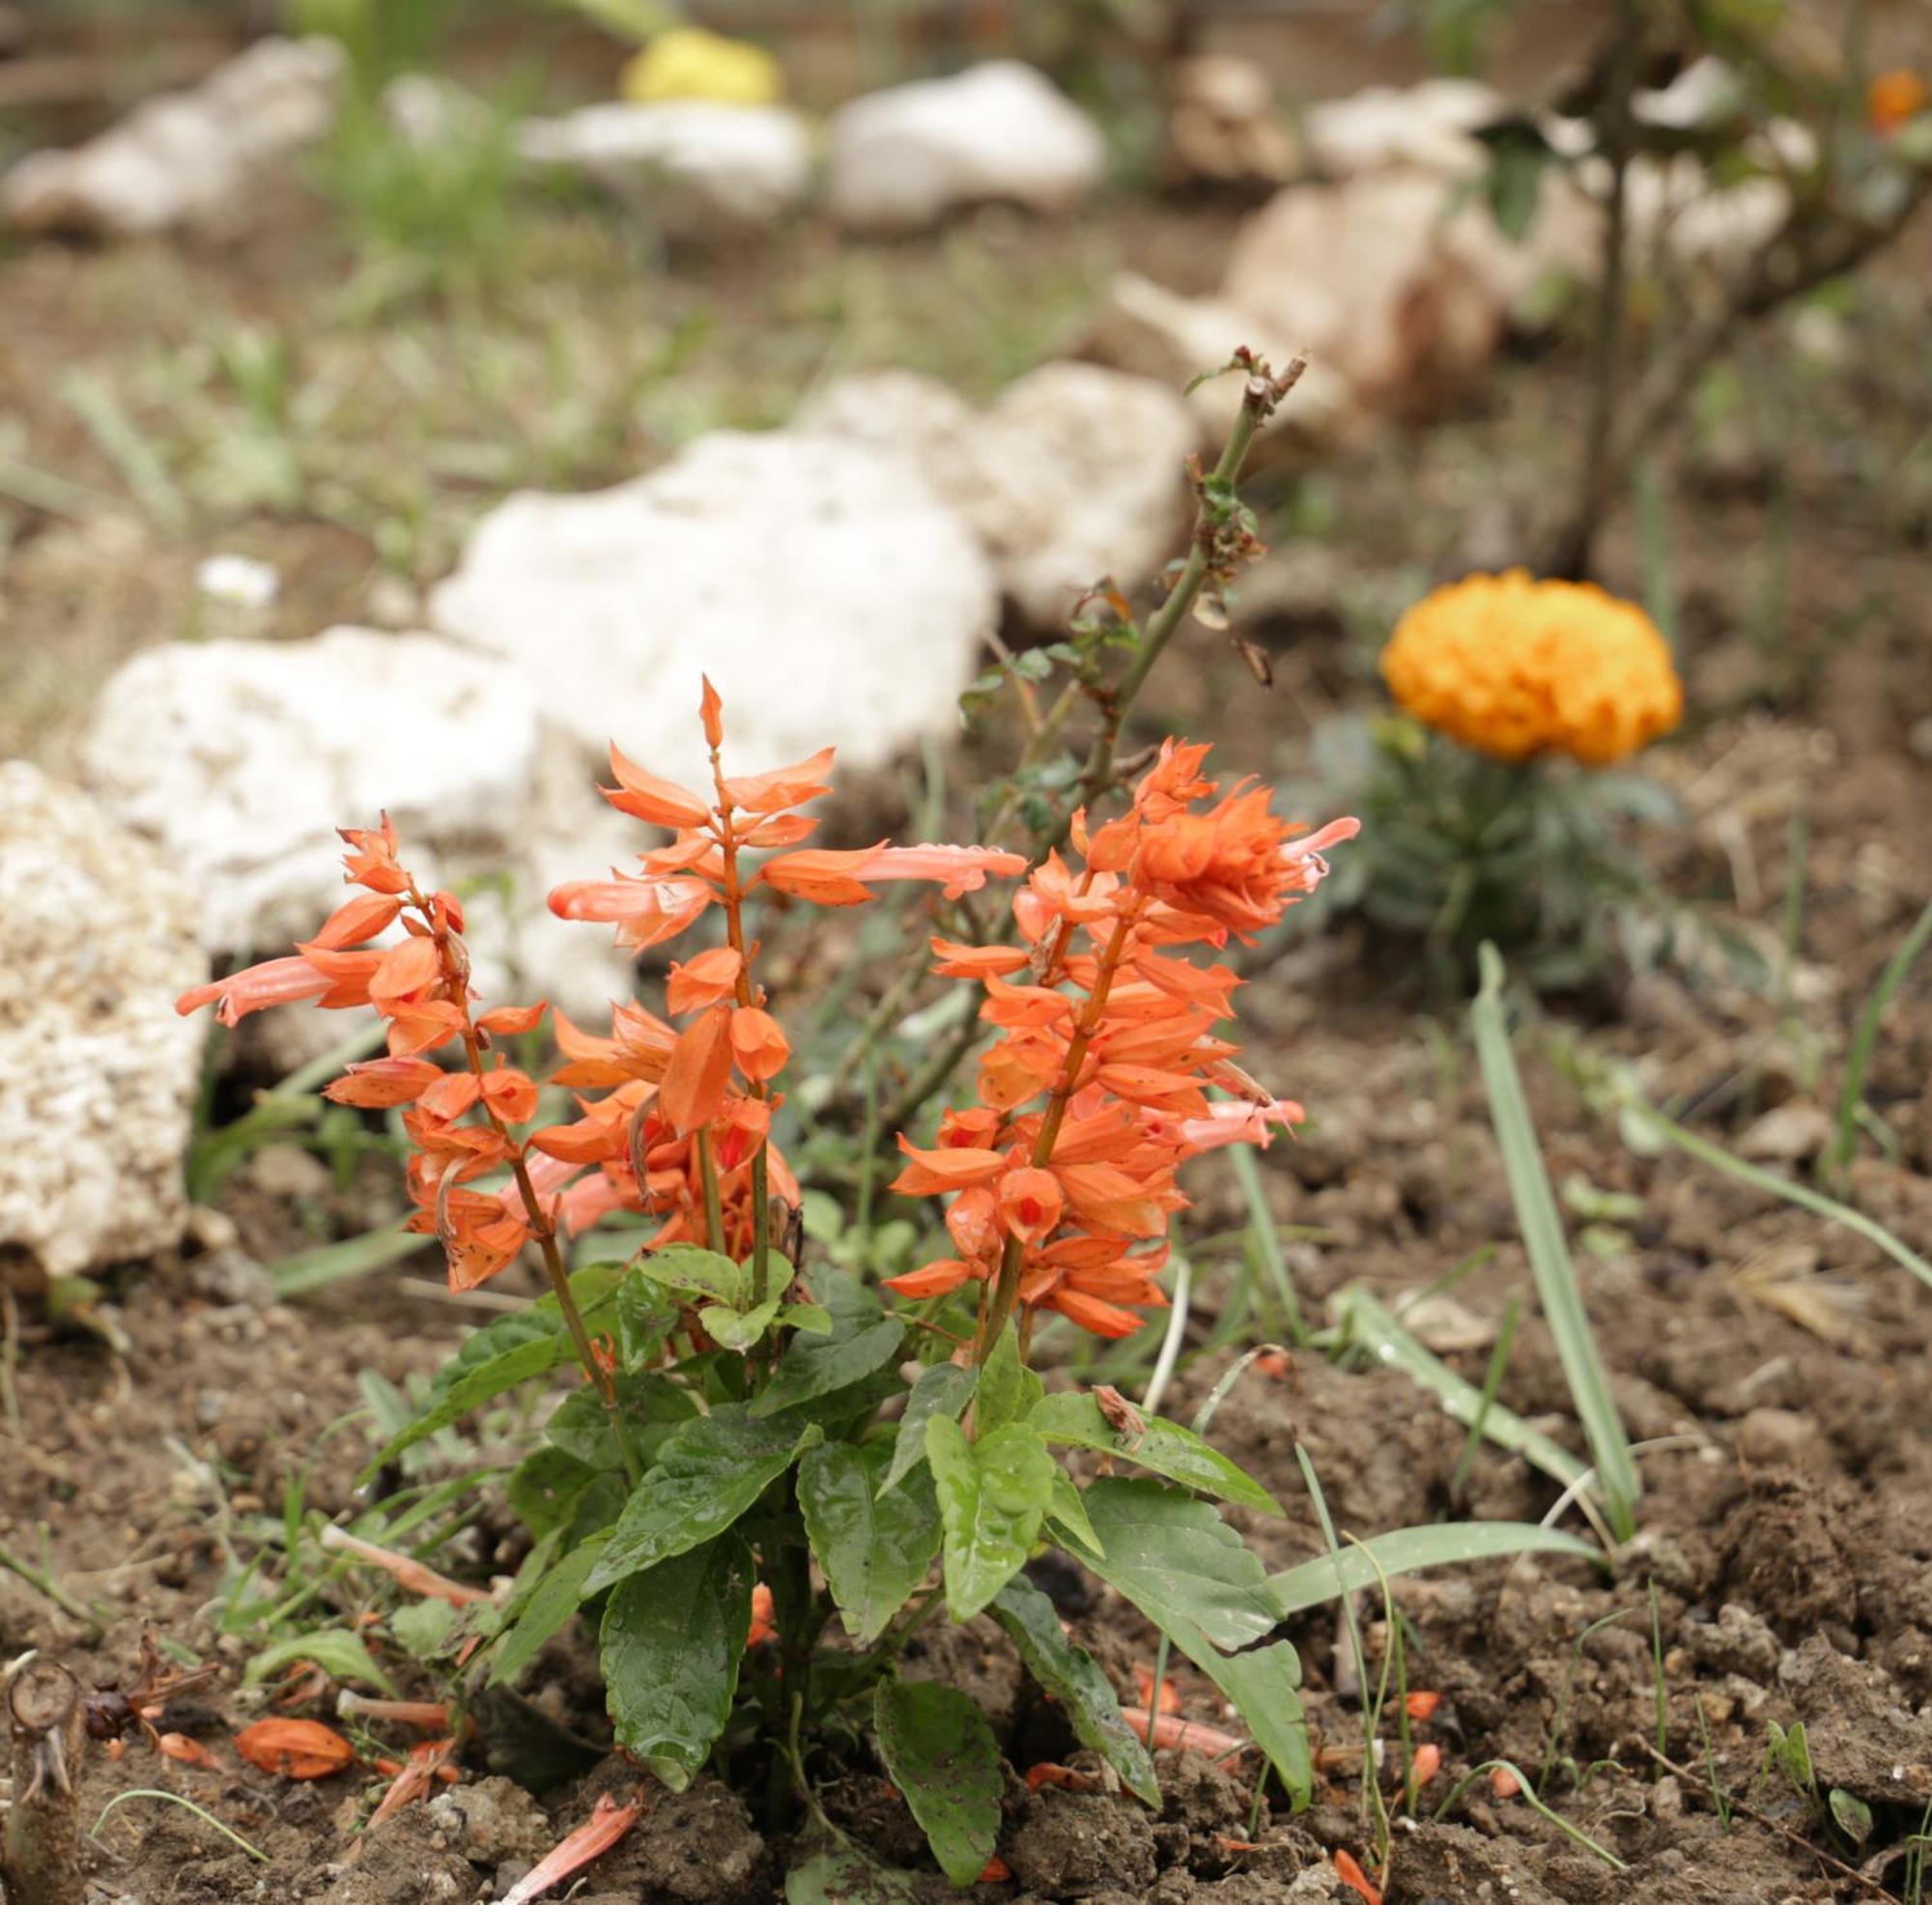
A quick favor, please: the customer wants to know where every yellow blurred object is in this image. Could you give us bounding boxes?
[1380,570,1683,767]
[620,27,783,107]
[1867,70,1928,138]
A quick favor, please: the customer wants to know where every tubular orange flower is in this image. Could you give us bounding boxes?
[888,740,1354,1348]
[1380,570,1682,766]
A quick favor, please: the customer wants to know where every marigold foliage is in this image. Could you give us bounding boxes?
[1379,570,1683,768]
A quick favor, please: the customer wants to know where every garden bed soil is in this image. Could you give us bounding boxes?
[4,177,1932,1905]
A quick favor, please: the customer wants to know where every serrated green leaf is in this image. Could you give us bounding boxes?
[991,1576,1155,1805]
[877,1363,976,1498]
[977,1325,1044,1435]
[242,1627,395,1695]
[491,1532,610,1688]
[751,1273,904,1419]
[583,1407,819,1594]
[390,1598,458,1663]
[545,1372,702,1472]
[506,1445,597,1540]
[780,1303,834,1336]
[1267,1521,1603,1612]
[925,1416,1055,1620]
[784,1840,921,1904]
[601,1535,753,1790]
[1030,1391,1281,1516]
[1065,1479,1282,1653]
[799,1443,942,1644]
[872,1677,1002,1887]
[637,1245,752,1310]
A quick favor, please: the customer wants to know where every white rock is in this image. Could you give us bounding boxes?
[1221,169,1600,415]
[1083,271,1357,448]
[430,430,999,790]
[2,36,344,238]
[196,553,279,609]
[826,61,1105,233]
[1164,54,1299,189]
[77,629,633,1023]
[0,764,208,1278]
[518,101,812,237]
[1302,78,1502,181]
[802,361,1197,626]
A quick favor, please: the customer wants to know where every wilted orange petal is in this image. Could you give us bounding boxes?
[234,1718,356,1780]
[1406,1691,1442,1722]
[1491,1765,1521,1800]
[501,1792,644,1905]
[156,1732,218,1769]
[1118,1708,1246,1756]
[747,1582,777,1648]
[1410,1742,1442,1785]
[1333,1850,1383,1905]
[978,1856,1011,1884]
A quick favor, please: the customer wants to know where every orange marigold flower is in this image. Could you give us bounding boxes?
[1381,570,1682,766]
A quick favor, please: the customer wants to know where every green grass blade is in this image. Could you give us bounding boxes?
[1229,1142,1305,1342]
[1822,898,1932,1187]
[1472,945,1638,1539]
[1268,1521,1602,1614]
[1626,1099,1932,1293]
[270,1225,427,1295]
[1331,1285,1589,1493]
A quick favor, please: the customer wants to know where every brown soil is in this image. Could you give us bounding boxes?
[5,64,1932,1905]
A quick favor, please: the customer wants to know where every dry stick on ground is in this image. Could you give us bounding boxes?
[6,1660,86,1905]
[1644,1747,1902,1902]
[1540,156,1932,577]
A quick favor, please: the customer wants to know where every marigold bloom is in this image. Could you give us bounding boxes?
[1869,69,1927,137]
[887,741,1353,1342]
[1380,570,1683,767]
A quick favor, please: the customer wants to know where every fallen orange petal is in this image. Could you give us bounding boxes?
[235,1718,356,1780]
[1024,1763,1096,1793]
[320,1525,493,1607]
[1410,1742,1442,1785]
[501,1790,645,1905]
[1333,1849,1383,1905]
[1405,1691,1442,1721]
[156,1732,218,1770]
[978,1855,1011,1883]
[366,1737,459,1829]
[1491,1765,1522,1800]
[1118,1707,1247,1757]
[1132,1665,1181,1715]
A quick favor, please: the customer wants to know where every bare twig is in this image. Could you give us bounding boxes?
[7,1660,86,1905]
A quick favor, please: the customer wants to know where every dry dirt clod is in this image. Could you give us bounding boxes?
[5,1659,85,1905]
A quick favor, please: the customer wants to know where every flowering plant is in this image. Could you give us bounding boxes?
[179,679,1353,1880]
[1281,572,1686,993]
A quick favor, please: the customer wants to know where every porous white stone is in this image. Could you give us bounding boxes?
[1302,77,1502,181]
[2,36,344,238]
[825,60,1105,233]
[429,430,999,788]
[517,100,812,236]
[0,764,208,1278]
[802,361,1198,626]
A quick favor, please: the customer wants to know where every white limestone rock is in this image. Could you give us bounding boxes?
[1302,78,1502,182]
[0,764,208,1278]
[801,361,1197,626]
[2,36,344,238]
[1082,271,1357,449]
[517,101,812,237]
[826,61,1105,233]
[430,430,999,789]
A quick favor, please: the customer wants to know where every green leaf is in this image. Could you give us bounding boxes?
[546,1372,701,1472]
[871,1677,1002,1887]
[780,1303,834,1336]
[1267,1521,1603,1613]
[784,1840,921,1905]
[583,1407,820,1594]
[1192,1640,1309,1805]
[491,1532,610,1688]
[799,1443,942,1645]
[925,1417,1056,1620]
[1065,1479,1282,1654]
[362,1320,571,1478]
[1046,1469,1103,1555]
[1029,1391,1281,1516]
[1473,945,1639,1539]
[1330,1286,1591,1492]
[700,1299,781,1351]
[636,1244,752,1310]
[990,1576,1156,1805]
[977,1325,1044,1434]
[271,1223,426,1296]
[506,1445,598,1540]
[601,1535,753,1791]
[751,1273,904,1420]
[242,1628,395,1695]
[390,1598,458,1663]
[877,1363,976,1498]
